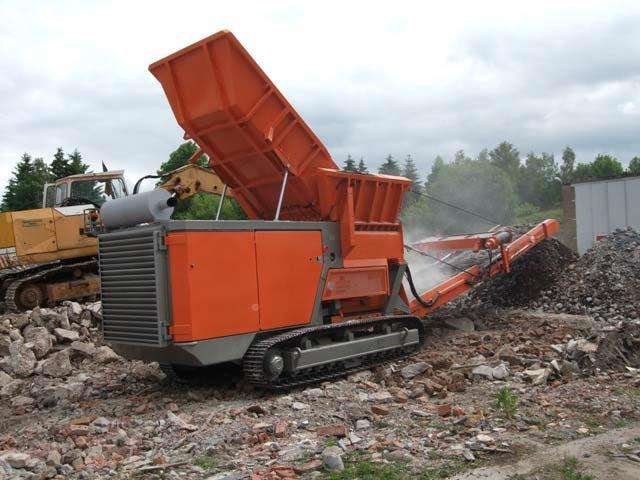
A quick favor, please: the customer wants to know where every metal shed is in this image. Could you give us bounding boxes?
[569,176,640,254]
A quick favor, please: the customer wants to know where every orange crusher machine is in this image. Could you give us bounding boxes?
[97,31,559,388]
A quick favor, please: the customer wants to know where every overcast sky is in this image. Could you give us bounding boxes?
[1,1,639,194]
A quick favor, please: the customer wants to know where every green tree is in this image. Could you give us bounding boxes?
[49,147,88,180]
[171,191,244,220]
[378,154,401,176]
[590,154,624,178]
[356,157,368,174]
[489,141,521,180]
[32,158,51,192]
[343,154,357,172]
[427,160,515,233]
[1,154,43,211]
[518,152,560,208]
[67,149,88,175]
[402,154,421,209]
[628,156,640,175]
[50,147,69,179]
[157,141,207,176]
[560,147,575,183]
[402,155,421,192]
[426,155,445,186]
[573,163,593,181]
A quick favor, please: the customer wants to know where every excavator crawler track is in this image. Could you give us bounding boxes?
[243,315,425,390]
[4,259,97,311]
[0,262,59,311]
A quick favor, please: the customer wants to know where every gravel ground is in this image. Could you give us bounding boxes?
[1,304,640,479]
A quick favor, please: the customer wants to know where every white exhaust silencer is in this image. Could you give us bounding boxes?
[100,189,176,229]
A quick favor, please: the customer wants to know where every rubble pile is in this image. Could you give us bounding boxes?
[532,228,640,322]
[450,228,640,324]
[0,301,104,381]
[590,321,640,371]
[467,238,577,309]
[0,301,165,411]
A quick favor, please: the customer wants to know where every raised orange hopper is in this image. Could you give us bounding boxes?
[149,30,337,221]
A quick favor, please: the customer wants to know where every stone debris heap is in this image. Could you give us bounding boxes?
[455,228,640,323]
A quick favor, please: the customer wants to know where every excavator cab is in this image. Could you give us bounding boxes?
[42,171,128,208]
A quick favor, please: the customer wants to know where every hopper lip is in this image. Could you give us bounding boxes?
[148,29,234,75]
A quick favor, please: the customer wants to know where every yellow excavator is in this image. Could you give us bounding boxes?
[0,163,225,311]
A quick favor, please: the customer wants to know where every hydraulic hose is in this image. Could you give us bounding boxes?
[133,174,162,194]
[405,265,438,309]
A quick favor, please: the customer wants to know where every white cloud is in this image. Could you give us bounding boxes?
[1,0,639,197]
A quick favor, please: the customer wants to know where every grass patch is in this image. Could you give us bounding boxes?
[494,386,518,418]
[327,460,409,480]
[614,418,629,428]
[582,416,602,430]
[612,386,640,396]
[326,456,474,480]
[558,456,594,480]
[526,456,595,480]
[419,457,470,479]
[194,455,218,472]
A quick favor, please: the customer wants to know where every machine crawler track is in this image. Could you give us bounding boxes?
[243,315,425,390]
[4,259,97,311]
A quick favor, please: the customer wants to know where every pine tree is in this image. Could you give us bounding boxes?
[67,149,89,175]
[489,141,521,180]
[50,147,70,179]
[343,154,357,172]
[50,147,90,179]
[378,154,401,176]
[356,157,368,174]
[1,154,43,211]
[402,154,421,194]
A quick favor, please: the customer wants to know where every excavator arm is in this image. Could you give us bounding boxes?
[159,163,229,200]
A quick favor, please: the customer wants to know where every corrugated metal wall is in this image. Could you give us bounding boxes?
[573,176,640,254]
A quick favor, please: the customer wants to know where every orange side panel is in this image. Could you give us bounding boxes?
[322,266,389,301]
[343,231,406,262]
[255,231,322,330]
[167,231,259,342]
